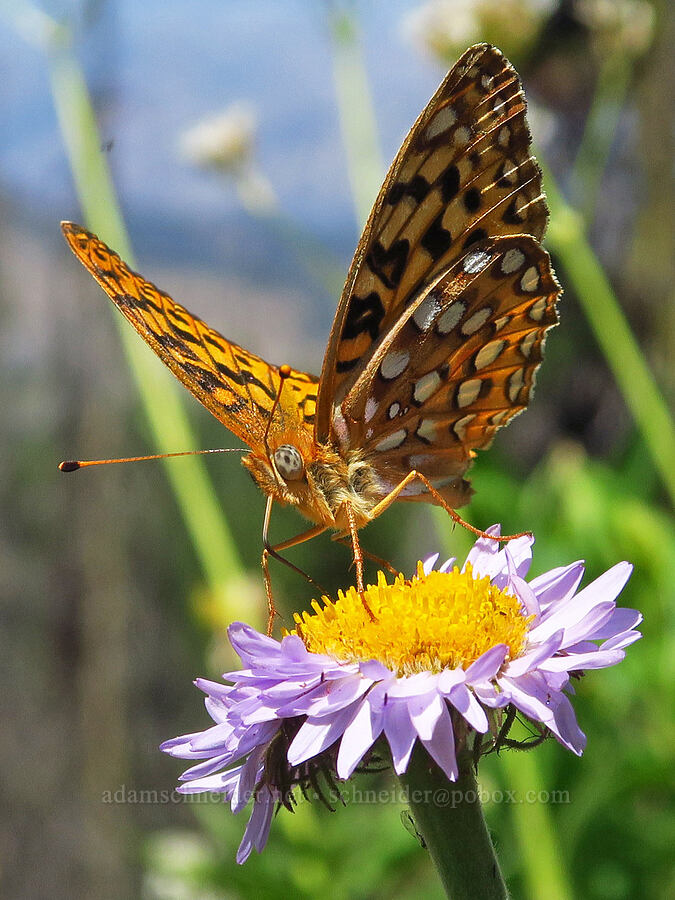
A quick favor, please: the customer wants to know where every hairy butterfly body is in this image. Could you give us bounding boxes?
[62,44,561,627]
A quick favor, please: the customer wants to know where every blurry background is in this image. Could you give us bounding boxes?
[1,1,673,898]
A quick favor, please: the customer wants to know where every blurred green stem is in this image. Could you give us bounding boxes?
[330,10,384,227]
[16,10,252,619]
[544,168,675,508]
[570,50,634,223]
[500,736,573,900]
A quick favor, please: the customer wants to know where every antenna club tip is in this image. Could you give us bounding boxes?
[59,460,81,472]
[279,364,292,379]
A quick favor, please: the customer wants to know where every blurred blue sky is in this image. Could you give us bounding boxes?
[1,1,446,264]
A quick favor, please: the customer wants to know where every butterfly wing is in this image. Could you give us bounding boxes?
[316,43,551,447]
[340,236,559,500]
[61,222,318,448]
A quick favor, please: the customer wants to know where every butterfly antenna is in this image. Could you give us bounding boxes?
[59,447,245,472]
[263,364,291,460]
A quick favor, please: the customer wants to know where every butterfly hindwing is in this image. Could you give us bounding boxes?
[339,236,559,497]
[61,222,318,448]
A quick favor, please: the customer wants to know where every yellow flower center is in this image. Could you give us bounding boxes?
[290,563,532,676]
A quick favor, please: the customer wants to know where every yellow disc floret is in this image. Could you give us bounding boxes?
[290,563,532,677]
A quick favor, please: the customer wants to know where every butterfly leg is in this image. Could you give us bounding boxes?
[261,497,328,634]
[344,503,364,592]
[339,503,375,621]
[368,471,531,543]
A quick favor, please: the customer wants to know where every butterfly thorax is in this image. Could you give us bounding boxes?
[242,441,384,531]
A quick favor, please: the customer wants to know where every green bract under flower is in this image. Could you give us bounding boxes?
[291,562,532,676]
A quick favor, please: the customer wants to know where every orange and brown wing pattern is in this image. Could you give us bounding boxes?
[337,236,559,498]
[317,43,548,441]
[61,223,318,447]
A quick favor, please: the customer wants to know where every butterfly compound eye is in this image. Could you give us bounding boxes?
[273,444,304,482]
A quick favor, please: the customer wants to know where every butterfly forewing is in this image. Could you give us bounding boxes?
[61,223,318,448]
[317,43,550,447]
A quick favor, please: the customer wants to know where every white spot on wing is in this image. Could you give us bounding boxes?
[436,301,465,334]
[416,420,437,443]
[498,125,510,148]
[387,402,401,419]
[463,250,492,274]
[380,349,410,380]
[453,125,471,147]
[499,161,517,185]
[508,369,525,402]
[364,397,378,422]
[461,307,492,336]
[453,413,476,441]
[521,266,540,292]
[494,315,511,331]
[413,292,442,332]
[332,406,349,449]
[520,332,537,358]
[501,247,525,274]
[475,339,506,370]
[375,429,407,452]
[424,105,457,140]
[510,193,527,222]
[528,297,547,321]
[491,410,509,427]
[457,378,482,408]
[413,371,442,404]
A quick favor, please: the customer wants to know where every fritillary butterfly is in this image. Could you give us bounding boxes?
[62,44,560,626]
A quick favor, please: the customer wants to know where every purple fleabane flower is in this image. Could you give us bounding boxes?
[161,526,640,863]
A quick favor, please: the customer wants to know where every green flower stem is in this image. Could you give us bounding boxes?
[399,747,508,900]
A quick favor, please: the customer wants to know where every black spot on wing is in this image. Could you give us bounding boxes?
[336,357,360,373]
[421,212,452,260]
[440,165,460,202]
[153,332,200,361]
[211,361,276,400]
[171,323,203,346]
[387,174,431,205]
[464,187,482,213]
[502,198,526,225]
[341,291,385,341]
[496,161,515,188]
[182,361,230,395]
[120,291,161,314]
[366,238,410,290]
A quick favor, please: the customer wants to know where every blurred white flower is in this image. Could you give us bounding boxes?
[402,0,559,63]
[575,0,654,57]
[179,102,257,173]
